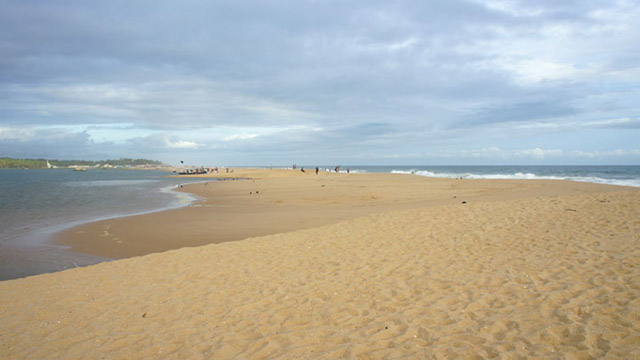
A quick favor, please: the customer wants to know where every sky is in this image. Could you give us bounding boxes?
[1,0,639,166]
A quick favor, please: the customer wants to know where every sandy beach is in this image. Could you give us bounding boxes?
[54,169,632,259]
[1,169,639,358]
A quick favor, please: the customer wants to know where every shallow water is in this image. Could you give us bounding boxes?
[0,169,202,280]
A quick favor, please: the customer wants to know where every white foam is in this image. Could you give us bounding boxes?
[390,169,640,187]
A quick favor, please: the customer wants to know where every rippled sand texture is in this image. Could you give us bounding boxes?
[2,191,639,358]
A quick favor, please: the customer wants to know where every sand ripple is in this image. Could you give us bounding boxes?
[1,191,639,358]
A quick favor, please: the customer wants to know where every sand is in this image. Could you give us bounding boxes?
[55,169,631,259]
[1,169,639,358]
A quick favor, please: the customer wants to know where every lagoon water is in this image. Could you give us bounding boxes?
[0,169,202,280]
[1,165,639,280]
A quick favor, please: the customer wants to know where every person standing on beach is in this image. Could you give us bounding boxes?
[315,167,319,175]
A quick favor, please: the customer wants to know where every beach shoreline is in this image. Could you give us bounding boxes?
[0,169,206,281]
[1,170,638,358]
[53,168,632,260]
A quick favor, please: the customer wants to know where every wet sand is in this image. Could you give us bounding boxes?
[55,169,629,259]
[1,169,639,358]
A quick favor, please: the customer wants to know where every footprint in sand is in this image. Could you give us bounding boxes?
[99,225,112,238]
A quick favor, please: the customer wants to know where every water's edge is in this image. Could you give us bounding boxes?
[0,178,208,281]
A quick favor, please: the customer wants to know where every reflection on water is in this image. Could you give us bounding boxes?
[0,169,202,280]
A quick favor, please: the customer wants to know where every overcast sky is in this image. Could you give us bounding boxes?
[1,0,639,166]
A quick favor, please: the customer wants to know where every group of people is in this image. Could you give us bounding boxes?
[293,165,350,174]
[207,167,234,174]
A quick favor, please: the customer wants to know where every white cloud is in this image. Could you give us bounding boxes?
[515,118,640,131]
[479,0,544,17]
[422,147,568,161]
[461,1,640,87]
[46,84,144,103]
[355,36,420,53]
[422,147,507,160]
[572,149,640,158]
[496,58,584,84]
[165,139,200,149]
[516,148,563,159]
[2,79,314,130]
[468,147,507,159]
[0,126,34,141]
[0,125,91,143]
[125,133,203,151]
[222,134,259,141]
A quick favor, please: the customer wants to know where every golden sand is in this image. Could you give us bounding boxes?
[55,169,629,259]
[1,170,639,358]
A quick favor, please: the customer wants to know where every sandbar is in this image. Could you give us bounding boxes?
[55,169,628,259]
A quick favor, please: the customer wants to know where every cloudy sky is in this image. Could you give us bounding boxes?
[1,0,639,166]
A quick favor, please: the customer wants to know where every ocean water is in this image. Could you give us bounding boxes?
[328,165,640,188]
[0,169,203,280]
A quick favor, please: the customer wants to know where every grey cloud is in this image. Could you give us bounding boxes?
[0,128,95,159]
[126,133,203,151]
[218,121,408,159]
[595,118,640,130]
[469,100,579,126]
[1,0,638,163]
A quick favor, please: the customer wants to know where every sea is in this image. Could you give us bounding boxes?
[343,165,640,187]
[1,165,639,280]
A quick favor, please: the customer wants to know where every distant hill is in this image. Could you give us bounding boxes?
[0,157,165,169]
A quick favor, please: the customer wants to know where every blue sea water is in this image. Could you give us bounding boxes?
[325,165,640,188]
[1,165,638,280]
[0,169,203,280]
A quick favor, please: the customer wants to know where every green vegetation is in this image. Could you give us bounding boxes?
[0,158,48,169]
[0,157,165,169]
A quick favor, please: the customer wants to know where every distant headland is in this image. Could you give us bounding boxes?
[0,157,166,170]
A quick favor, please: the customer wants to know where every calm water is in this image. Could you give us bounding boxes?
[2,165,639,280]
[0,169,203,280]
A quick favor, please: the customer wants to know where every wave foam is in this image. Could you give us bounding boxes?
[391,169,640,187]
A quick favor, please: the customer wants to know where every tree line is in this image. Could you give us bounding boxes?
[0,157,164,169]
